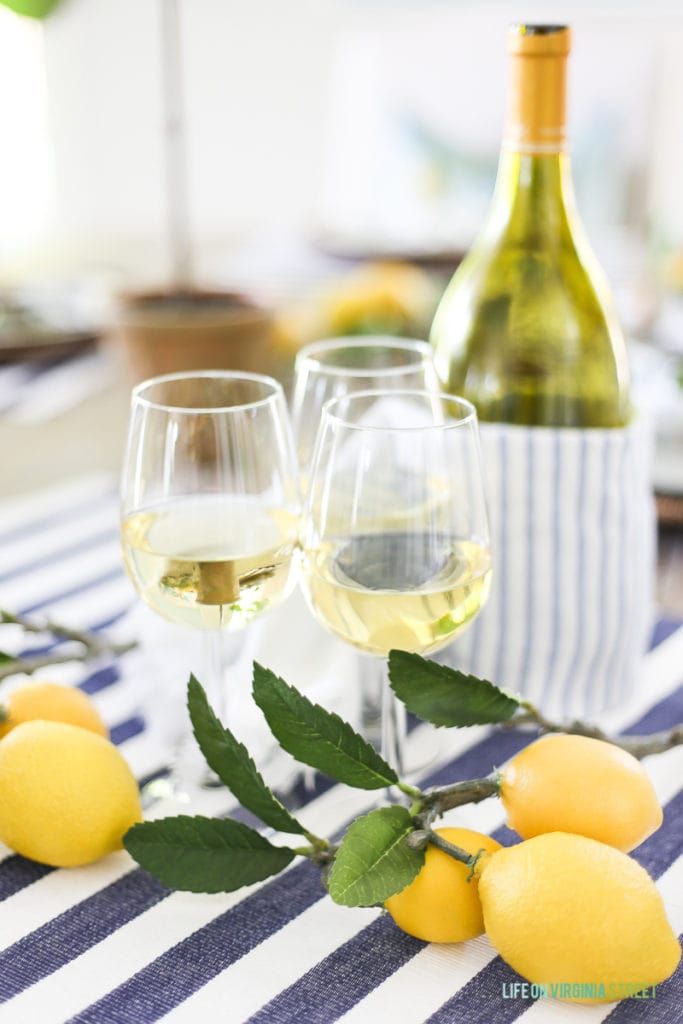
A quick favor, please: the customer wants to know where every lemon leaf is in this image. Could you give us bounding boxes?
[187,675,307,836]
[327,806,424,907]
[388,650,521,727]
[124,815,295,893]
[252,663,398,790]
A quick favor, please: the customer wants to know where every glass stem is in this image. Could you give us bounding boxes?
[202,628,227,724]
[198,629,245,790]
[380,661,407,779]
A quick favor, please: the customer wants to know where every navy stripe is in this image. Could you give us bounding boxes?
[603,944,682,1023]
[630,788,683,877]
[0,857,52,903]
[19,566,125,616]
[0,527,118,585]
[65,861,324,1024]
[246,914,422,1024]
[109,716,145,746]
[621,679,683,738]
[651,617,682,649]
[79,664,121,695]
[427,956,534,1024]
[0,871,170,1004]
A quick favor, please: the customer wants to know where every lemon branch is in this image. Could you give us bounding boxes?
[507,701,683,759]
[0,609,137,682]
[412,773,501,829]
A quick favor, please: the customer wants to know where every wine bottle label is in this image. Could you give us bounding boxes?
[505,24,570,155]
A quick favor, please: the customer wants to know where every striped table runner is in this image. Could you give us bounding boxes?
[0,474,681,1024]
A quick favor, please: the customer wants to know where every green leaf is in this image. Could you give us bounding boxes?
[327,806,424,907]
[123,815,295,893]
[252,662,398,790]
[187,675,306,836]
[388,650,521,727]
[0,652,16,665]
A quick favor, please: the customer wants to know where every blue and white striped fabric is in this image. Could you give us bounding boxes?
[447,419,656,721]
[0,474,680,1024]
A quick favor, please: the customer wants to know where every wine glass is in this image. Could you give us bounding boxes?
[291,336,439,739]
[291,336,439,476]
[299,389,491,780]
[120,371,300,803]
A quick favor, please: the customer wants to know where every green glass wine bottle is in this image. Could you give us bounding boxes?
[431,24,631,427]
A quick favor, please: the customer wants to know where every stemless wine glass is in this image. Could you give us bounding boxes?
[120,371,300,802]
[300,389,491,779]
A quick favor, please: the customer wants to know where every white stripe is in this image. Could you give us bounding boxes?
[0,512,117,581]
[0,541,125,613]
[0,851,136,953]
[0,474,115,531]
[572,434,604,718]
[523,431,554,709]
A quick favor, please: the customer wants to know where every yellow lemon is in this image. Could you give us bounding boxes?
[500,733,662,852]
[477,832,681,1002]
[384,827,502,943]
[0,681,108,740]
[0,720,142,867]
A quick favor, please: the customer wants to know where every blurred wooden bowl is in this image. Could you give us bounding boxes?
[115,288,276,383]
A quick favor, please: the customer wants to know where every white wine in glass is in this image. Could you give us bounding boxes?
[120,371,300,804]
[300,389,491,780]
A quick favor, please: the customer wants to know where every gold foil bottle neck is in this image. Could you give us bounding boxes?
[505,24,571,154]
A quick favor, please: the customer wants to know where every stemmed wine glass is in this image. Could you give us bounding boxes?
[120,371,300,803]
[291,336,439,475]
[291,336,439,738]
[299,389,491,779]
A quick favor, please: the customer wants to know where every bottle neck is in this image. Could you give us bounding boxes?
[483,39,574,240]
[505,34,568,154]
[487,151,577,241]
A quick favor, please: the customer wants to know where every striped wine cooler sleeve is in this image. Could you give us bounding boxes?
[443,418,657,720]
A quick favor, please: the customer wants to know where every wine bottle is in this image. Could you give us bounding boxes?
[430,24,630,428]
